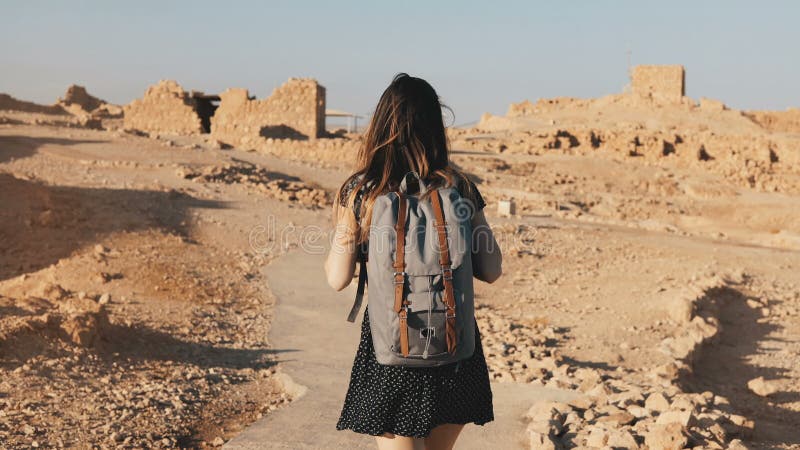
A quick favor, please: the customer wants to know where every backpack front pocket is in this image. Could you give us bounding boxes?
[390,288,460,359]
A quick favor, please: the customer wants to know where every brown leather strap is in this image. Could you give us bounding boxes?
[431,190,457,354]
[393,192,410,356]
[399,309,409,357]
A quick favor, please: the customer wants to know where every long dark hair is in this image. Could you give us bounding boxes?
[336,73,472,242]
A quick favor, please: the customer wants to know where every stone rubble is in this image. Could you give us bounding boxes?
[478,273,759,449]
[177,162,330,209]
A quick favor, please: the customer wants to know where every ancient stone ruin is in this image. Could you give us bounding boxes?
[123,80,216,135]
[122,78,326,143]
[0,85,122,129]
[631,65,686,103]
[211,78,326,147]
[58,85,104,115]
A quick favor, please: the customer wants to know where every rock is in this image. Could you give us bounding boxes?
[669,296,694,323]
[211,437,225,447]
[668,395,696,412]
[525,401,571,422]
[747,376,780,397]
[37,209,55,227]
[567,395,595,411]
[586,383,612,402]
[713,395,732,412]
[584,426,609,447]
[643,423,687,450]
[745,299,763,309]
[607,429,639,449]
[596,411,635,426]
[563,411,582,428]
[527,417,562,436]
[578,377,602,393]
[728,439,750,450]
[656,410,695,427]
[35,282,68,301]
[626,405,651,419]
[644,392,671,412]
[98,293,111,305]
[528,430,559,450]
[608,388,645,407]
[723,414,755,439]
[703,421,728,443]
[660,335,697,359]
[58,297,110,347]
[652,362,681,381]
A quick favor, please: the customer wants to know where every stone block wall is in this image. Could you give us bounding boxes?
[631,65,685,103]
[123,80,203,135]
[211,78,325,147]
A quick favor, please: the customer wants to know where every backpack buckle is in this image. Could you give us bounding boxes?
[393,271,406,284]
[420,327,436,338]
[441,267,453,280]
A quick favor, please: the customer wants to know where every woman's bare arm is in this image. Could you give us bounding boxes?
[324,204,359,291]
[471,210,502,283]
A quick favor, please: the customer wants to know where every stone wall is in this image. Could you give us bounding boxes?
[211,78,326,147]
[631,65,685,103]
[123,80,203,135]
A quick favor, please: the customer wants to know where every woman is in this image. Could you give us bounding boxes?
[324,73,502,450]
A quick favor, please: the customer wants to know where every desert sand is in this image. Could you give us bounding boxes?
[1,70,799,449]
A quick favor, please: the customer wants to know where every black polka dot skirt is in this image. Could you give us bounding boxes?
[336,308,494,437]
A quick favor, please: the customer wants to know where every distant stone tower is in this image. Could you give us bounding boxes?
[631,65,685,103]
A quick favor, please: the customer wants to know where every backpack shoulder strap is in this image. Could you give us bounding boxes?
[346,257,367,323]
[393,192,410,356]
[431,189,458,354]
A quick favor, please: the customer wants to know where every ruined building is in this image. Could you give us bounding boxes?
[58,85,104,115]
[122,78,326,142]
[211,78,326,146]
[631,65,686,103]
[123,80,217,135]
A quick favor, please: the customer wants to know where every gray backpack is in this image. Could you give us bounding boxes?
[347,173,476,367]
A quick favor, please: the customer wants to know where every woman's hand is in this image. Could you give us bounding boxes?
[324,203,359,291]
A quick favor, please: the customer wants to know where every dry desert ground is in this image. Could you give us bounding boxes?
[1,76,800,449]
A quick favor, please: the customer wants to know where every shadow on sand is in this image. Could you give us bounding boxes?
[97,323,296,371]
[681,285,799,446]
[0,134,107,164]
[0,172,229,282]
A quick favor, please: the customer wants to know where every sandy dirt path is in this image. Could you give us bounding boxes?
[224,248,578,449]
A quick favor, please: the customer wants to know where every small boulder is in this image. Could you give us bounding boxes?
[645,392,671,412]
[656,410,696,427]
[607,429,639,449]
[643,423,687,450]
[747,376,780,397]
[527,429,559,450]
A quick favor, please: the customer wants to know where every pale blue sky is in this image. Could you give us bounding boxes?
[2,1,798,123]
